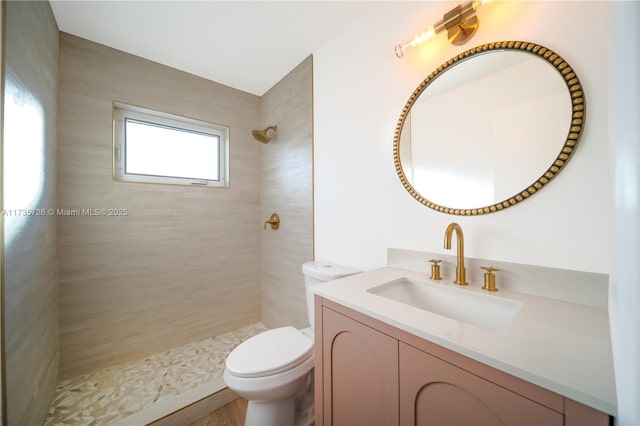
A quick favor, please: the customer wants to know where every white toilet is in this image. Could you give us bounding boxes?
[223,261,359,426]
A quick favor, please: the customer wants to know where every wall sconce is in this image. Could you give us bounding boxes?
[395,0,491,58]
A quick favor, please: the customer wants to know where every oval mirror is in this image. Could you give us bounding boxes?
[393,41,585,215]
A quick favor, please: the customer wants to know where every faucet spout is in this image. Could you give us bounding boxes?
[444,222,468,286]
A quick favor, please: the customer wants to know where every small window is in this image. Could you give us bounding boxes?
[113,103,229,187]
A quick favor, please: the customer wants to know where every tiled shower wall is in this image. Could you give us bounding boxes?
[260,56,314,329]
[57,33,263,379]
[3,2,59,425]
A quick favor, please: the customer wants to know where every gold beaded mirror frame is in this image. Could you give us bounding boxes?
[393,41,585,216]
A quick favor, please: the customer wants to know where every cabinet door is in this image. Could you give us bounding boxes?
[322,307,399,426]
[399,343,563,426]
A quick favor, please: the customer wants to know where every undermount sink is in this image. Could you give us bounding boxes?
[367,277,522,332]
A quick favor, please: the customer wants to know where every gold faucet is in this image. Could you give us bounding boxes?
[444,222,468,285]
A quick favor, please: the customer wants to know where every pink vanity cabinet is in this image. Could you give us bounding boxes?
[314,297,610,426]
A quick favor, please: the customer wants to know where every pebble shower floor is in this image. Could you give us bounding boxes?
[45,323,267,425]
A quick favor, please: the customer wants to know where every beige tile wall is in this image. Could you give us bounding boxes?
[260,56,314,328]
[3,2,59,424]
[57,33,262,379]
[1,4,4,422]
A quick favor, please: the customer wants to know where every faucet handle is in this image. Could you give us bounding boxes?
[428,259,442,281]
[481,266,500,292]
[263,213,280,230]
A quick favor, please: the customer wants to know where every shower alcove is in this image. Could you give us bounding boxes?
[45,324,266,425]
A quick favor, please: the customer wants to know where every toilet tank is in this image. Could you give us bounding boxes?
[302,261,359,329]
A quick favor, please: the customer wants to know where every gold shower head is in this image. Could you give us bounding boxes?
[252,125,278,144]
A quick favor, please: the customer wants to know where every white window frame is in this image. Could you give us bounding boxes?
[113,102,229,188]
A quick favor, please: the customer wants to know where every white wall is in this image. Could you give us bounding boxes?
[608,2,640,425]
[314,1,611,274]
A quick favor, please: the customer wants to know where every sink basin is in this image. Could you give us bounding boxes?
[367,277,522,332]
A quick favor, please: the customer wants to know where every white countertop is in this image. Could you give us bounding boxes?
[312,266,617,415]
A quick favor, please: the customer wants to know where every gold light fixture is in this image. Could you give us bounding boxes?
[395,0,491,58]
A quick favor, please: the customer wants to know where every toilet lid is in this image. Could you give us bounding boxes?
[225,326,313,378]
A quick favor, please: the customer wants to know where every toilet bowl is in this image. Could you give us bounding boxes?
[223,261,359,426]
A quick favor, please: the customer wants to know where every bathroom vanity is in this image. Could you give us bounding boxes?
[312,259,615,425]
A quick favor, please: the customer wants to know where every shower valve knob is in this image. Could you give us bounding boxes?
[263,213,280,230]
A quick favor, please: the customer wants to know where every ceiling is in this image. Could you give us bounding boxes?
[49,1,373,97]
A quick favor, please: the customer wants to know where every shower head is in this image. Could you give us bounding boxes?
[252,125,278,144]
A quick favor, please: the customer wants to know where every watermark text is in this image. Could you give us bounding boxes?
[3,208,130,217]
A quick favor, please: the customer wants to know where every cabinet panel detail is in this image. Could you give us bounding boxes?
[564,398,611,426]
[399,343,563,426]
[322,307,399,426]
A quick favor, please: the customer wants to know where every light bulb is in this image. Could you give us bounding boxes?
[395,26,437,58]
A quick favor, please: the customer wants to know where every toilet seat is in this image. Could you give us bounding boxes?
[225,326,313,378]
